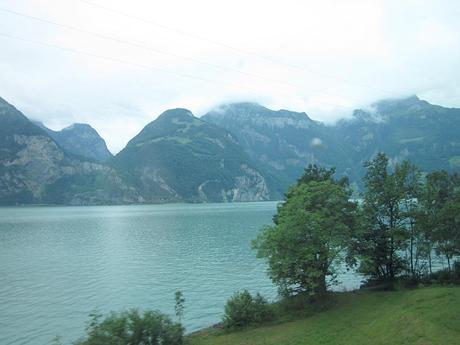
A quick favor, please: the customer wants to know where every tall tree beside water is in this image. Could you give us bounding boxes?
[253,165,358,298]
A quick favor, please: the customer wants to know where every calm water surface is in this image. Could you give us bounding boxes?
[0,202,361,344]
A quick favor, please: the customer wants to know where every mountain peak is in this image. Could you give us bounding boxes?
[157,108,194,121]
[37,121,112,162]
[203,102,313,129]
[127,108,201,148]
[61,123,95,132]
[0,97,46,137]
[372,95,427,112]
[114,107,271,203]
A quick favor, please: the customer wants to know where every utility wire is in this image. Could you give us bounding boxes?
[0,7,364,103]
[75,0,396,97]
[0,7,305,91]
[0,32,297,99]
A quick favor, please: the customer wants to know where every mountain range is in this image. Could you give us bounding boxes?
[1,95,459,205]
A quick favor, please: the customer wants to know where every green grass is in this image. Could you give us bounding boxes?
[187,287,460,345]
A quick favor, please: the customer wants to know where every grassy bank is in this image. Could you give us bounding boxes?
[187,287,460,345]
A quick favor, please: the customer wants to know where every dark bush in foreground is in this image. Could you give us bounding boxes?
[223,290,273,329]
[74,309,183,345]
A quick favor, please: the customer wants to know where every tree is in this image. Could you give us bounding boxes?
[358,153,422,282]
[253,165,357,298]
[398,161,424,278]
[433,193,460,271]
[174,290,185,322]
[418,171,460,272]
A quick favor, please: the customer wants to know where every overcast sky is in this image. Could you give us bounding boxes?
[1,0,460,153]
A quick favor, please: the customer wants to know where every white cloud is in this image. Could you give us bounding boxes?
[1,0,459,153]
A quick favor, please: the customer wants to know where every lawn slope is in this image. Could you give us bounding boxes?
[188,287,460,345]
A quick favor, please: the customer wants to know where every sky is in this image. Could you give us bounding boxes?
[1,0,460,153]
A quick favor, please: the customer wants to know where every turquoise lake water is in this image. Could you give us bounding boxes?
[0,202,362,344]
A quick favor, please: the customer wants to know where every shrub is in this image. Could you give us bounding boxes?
[425,261,460,285]
[223,290,273,329]
[75,309,183,345]
[454,260,460,278]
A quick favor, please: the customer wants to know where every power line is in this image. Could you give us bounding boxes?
[0,7,304,91]
[0,7,366,101]
[75,0,396,97]
[0,7,364,103]
[0,31,312,100]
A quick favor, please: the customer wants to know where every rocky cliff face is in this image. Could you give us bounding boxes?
[0,97,140,205]
[203,102,348,192]
[204,97,460,191]
[112,108,271,203]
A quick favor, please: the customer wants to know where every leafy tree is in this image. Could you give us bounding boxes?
[253,165,357,298]
[418,171,453,273]
[433,193,460,270]
[418,171,460,272]
[398,161,424,277]
[297,165,338,185]
[358,153,422,282]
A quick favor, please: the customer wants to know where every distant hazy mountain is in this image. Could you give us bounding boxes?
[334,96,460,183]
[203,97,460,190]
[0,97,141,205]
[112,108,272,203]
[35,122,112,162]
[202,102,351,191]
[1,95,460,205]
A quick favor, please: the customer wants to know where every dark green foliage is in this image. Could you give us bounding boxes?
[423,261,460,285]
[297,165,335,185]
[418,171,460,272]
[356,154,460,285]
[223,290,273,329]
[433,198,460,270]
[74,309,183,345]
[253,165,358,297]
[174,290,185,322]
[417,171,460,273]
[356,153,423,282]
[297,165,349,187]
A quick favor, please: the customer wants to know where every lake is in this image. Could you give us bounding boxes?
[0,202,362,344]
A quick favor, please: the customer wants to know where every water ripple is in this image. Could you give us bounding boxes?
[0,202,362,344]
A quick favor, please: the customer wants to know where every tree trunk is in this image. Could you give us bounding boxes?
[409,221,415,277]
[316,273,328,301]
[428,250,433,274]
